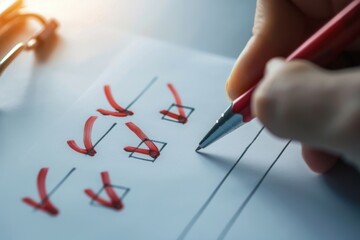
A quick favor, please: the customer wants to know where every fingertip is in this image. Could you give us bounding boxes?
[225,80,236,100]
[225,65,249,100]
[301,144,339,174]
[225,36,277,100]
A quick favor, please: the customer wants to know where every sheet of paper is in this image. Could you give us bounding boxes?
[0,38,359,240]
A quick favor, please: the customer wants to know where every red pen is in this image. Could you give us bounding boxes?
[197,0,360,150]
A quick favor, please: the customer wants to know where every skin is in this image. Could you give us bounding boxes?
[226,0,360,173]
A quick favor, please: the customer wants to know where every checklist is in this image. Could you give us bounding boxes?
[0,37,358,240]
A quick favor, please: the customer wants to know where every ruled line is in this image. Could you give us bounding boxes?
[177,127,265,240]
[91,123,117,150]
[125,76,158,110]
[217,140,292,240]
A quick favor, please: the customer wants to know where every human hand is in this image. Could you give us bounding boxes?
[226,0,360,173]
[254,59,360,173]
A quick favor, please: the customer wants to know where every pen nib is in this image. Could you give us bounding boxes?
[195,146,202,152]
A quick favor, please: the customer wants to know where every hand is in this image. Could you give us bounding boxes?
[226,0,360,173]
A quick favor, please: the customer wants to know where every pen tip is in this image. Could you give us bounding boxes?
[195,146,202,152]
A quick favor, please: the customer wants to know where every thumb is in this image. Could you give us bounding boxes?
[253,58,360,170]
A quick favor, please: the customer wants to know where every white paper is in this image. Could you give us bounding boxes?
[0,38,359,240]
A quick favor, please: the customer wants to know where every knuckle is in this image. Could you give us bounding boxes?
[253,84,290,138]
[281,60,314,75]
[253,86,275,123]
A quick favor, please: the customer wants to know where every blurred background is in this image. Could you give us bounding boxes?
[24,0,256,57]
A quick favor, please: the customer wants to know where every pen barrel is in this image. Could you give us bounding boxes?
[232,86,255,122]
[287,0,360,66]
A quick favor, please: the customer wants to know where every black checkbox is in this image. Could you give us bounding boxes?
[90,185,130,208]
[128,140,167,162]
[161,104,195,124]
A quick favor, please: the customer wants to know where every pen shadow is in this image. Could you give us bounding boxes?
[197,151,236,169]
[198,151,360,236]
[197,151,272,183]
[197,151,360,204]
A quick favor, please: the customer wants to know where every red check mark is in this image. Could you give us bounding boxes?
[67,116,97,156]
[84,171,124,210]
[97,85,134,117]
[22,168,59,216]
[160,83,188,123]
[123,122,160,159]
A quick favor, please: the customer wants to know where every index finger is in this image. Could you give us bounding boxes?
[226,0,311,100]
